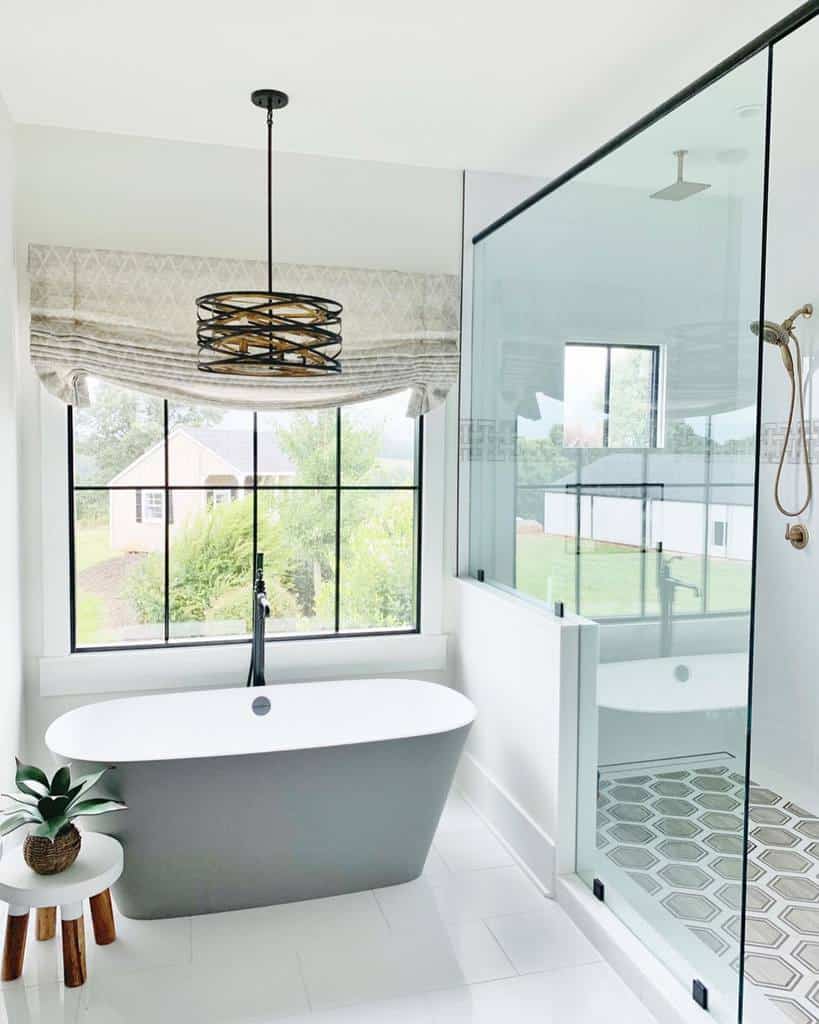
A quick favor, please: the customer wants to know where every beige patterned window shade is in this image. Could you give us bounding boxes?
[28,245,460,416]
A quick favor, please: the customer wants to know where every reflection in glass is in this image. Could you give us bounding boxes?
[466,49,768,1023]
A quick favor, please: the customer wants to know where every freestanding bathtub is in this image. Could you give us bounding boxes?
[45,678,475,920]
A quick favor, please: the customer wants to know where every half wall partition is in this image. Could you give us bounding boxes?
[460,10,819,1021]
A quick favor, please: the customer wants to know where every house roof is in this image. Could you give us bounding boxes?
[183,428,295,478]
[108,426,295,485]
[549,451,754,506]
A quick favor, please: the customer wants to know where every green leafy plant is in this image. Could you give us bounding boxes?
[1,759,127,842]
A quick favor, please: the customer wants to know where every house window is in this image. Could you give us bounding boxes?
[141,490,164,522]
[69,379,422,650]
[563,343,660,449]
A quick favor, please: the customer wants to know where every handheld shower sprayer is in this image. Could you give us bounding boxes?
[750,304,813,524]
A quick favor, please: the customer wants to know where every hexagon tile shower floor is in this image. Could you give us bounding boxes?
[597,756,819,1023]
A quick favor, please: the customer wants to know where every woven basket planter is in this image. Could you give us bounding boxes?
[24,824,82,875]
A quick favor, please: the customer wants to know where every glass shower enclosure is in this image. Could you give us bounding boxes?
[463,8,819,1020]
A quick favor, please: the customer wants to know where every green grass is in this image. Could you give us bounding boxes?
[76,592,106,642]
[515,533,751,617]
[75,525,114,571]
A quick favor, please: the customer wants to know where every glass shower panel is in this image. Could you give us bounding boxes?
[468,51,769,1023]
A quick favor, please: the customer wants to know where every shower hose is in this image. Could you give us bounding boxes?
[774,331,812,518]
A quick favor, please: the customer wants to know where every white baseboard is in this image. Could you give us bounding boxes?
[455,752,555,894]
[557,875,711,1024]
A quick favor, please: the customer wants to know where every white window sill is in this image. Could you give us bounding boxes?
[39,632,448,698]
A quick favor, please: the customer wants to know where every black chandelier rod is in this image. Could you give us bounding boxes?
[266,102,273,295]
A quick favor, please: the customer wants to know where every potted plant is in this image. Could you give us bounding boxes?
[1,759,126,875]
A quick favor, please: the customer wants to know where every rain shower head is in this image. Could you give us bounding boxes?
[650,149,711,201]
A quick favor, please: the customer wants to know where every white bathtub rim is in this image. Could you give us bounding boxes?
[45,677,476,765]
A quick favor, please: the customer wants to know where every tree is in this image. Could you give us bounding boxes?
[73,383,219,519]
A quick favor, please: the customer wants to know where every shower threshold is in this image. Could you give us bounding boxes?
[597,755,819,1024]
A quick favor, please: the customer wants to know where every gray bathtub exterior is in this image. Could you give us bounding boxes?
[66,724,471,920]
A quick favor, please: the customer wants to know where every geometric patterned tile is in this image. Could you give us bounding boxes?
[700,811,744,832]
[652,797,698,817]
[781,907,819,936]
[743,954,799,990]
[704,832,744,855]
[750,806,791,826]
[609,785,653,803]
[793,942,819,973]
[628,871,662,896]
[692,775,733,793]
[749,787,782,806]
[596,758,819,1022]
[752,826,800,848]
[608,803,653,824]
[760,849,813,874]
[721,915,787,949]
[654,817,703,839]
[770,877,819,903]
[609,823,656,845]
[690,926,729,957]
[657,839,708,863]
[661,892,719,922]
[773,995,818,1019]
[694,792,742,811]
[657,864,712,890]
[769,997,818,1024]
[785,803,818,819]
[650,780,693,798]
[608,845,659,870]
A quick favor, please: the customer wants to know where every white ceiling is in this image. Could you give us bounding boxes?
[0,0,799,175]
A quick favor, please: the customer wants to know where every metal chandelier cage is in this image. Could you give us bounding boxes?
[196,89,343,377]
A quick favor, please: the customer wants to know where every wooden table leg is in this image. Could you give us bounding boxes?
[36,907,57,941]
[2,906,29,981]
[60,905,87,988]
[89,889,116,945]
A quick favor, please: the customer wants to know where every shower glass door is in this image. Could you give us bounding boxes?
[469,50,770,1024]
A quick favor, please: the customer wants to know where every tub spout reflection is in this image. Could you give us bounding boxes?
[657,544,700,658]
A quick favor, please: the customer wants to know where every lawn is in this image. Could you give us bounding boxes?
[75,523,115,571]
[515,533,751,618]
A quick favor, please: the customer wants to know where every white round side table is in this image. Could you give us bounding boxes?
[0,833,123,988]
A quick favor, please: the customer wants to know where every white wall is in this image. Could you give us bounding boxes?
[751,19,819,809]
[0,91,23,791]
[447,578,592,892]
[14,125,461,765]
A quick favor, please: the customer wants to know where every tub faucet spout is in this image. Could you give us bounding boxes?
[248,553,271,687]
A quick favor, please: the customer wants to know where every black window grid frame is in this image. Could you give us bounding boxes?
[514,462,752,620]
[67,404,424,653]
[564,341,661,449]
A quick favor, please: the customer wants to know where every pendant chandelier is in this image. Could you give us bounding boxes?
[197,89,342,377]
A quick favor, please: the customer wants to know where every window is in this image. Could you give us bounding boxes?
[563,343,660,449]
[69,379,421,650]
[140,490,164,522]
[713,520,728,547]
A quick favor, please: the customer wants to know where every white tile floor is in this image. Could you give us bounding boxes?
[0,792,658,1024]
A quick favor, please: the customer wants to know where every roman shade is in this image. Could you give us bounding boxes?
[28,245,460,416]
